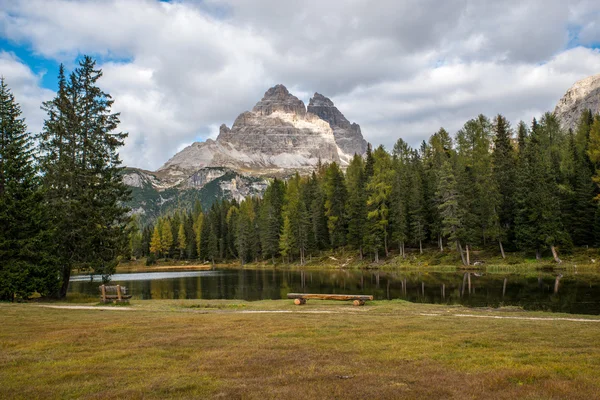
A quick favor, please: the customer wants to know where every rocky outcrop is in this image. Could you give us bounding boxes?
[555,73,600,131]
[308,93,367,157]
[252,84,307,116]
[158,84,367,180]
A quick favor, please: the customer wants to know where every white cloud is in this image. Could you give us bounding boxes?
[0,51,54,135]
[1,0,599,169]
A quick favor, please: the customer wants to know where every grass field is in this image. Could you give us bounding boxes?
[1,299,600,399]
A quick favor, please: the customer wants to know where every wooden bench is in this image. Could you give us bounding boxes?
[287,293,373,306]
[99,285,132,303]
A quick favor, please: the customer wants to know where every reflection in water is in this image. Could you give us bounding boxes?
[68,268,600,315]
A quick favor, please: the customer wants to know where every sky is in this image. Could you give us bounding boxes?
[1,0,600,171]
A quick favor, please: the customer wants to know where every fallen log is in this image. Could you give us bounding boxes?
[287,293,373,306]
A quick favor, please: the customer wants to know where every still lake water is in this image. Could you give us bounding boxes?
[69,268,600,315]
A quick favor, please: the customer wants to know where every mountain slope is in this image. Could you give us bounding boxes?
[555,73,600,131]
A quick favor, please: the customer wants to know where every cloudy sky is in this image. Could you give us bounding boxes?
[1,0,600,170]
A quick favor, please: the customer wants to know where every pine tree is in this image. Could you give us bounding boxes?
[408,151,427,254]
[437,158,466,265]
[324,163,347,249]
[345,154,367,258]
[279,215,293,263]
[38,57,130,293]
[390,139,410,256]
[0,78,58,300]
[515,115,566,261]
[236,199,255,265]
[194,212,204,257]
[309,172,329,250]
[365,146,393,261]
[491,114,516,256]
[259,178,284,263]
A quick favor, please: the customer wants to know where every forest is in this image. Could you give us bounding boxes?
[134,110,600,268]
[3,55,600,302]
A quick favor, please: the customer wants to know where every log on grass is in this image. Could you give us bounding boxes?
[287,293,373,301]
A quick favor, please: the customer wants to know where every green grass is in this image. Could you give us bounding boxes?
[1,300,600,399]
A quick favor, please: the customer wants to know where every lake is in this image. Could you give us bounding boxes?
[68,268,600,315]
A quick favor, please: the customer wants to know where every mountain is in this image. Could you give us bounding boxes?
[555,73,600,131]
[124,84,368,220]
[158,85,366,180]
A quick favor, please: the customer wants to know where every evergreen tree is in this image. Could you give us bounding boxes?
[365,146,393,261]
[437,157,467,265]
[259,178,284,263]
[38,57,130,293]
[236,199,255,265]
[408,151,427,254]
[491,114,516,256]
[0,78,58,300]
[515,115,566,261]
[324,163,347,249]
[309,172,329,250]
[390,139,410,256]
[194,212,204,258]
[345,154,367,258]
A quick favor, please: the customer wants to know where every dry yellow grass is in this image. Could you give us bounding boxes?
[1,300,600,399]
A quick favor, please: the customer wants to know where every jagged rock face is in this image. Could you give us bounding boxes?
[555,73,600,131]
[308,93,367,157]
[159,84,366,178]
[252,84,306,116]
[185,167,228,189]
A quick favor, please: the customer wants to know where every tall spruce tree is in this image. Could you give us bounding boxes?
[390,139,411,256]
[437,157,466,265]
[0,78,58,300]
[323,163,347,249]
[365,146,393,261]
[491,114,516,256]
[345,154,367,258]
[259,178,284,263]
[39,57,130,294]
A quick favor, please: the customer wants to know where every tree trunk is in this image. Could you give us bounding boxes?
[384,234,389,257]
[419,240,423,254]
[457,242,467,266]
[465,244,470,266]
[535,248,541,260]
[374,250,379,263]
[550,245,562,264]
[59,265,71,298]
[439,235,443,252]
[499,239,505,259]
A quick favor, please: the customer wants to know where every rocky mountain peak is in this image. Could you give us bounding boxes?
[307,92,367,157]
[252,84,306,116]
[309,92,335,107]
[555,73,600,131]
